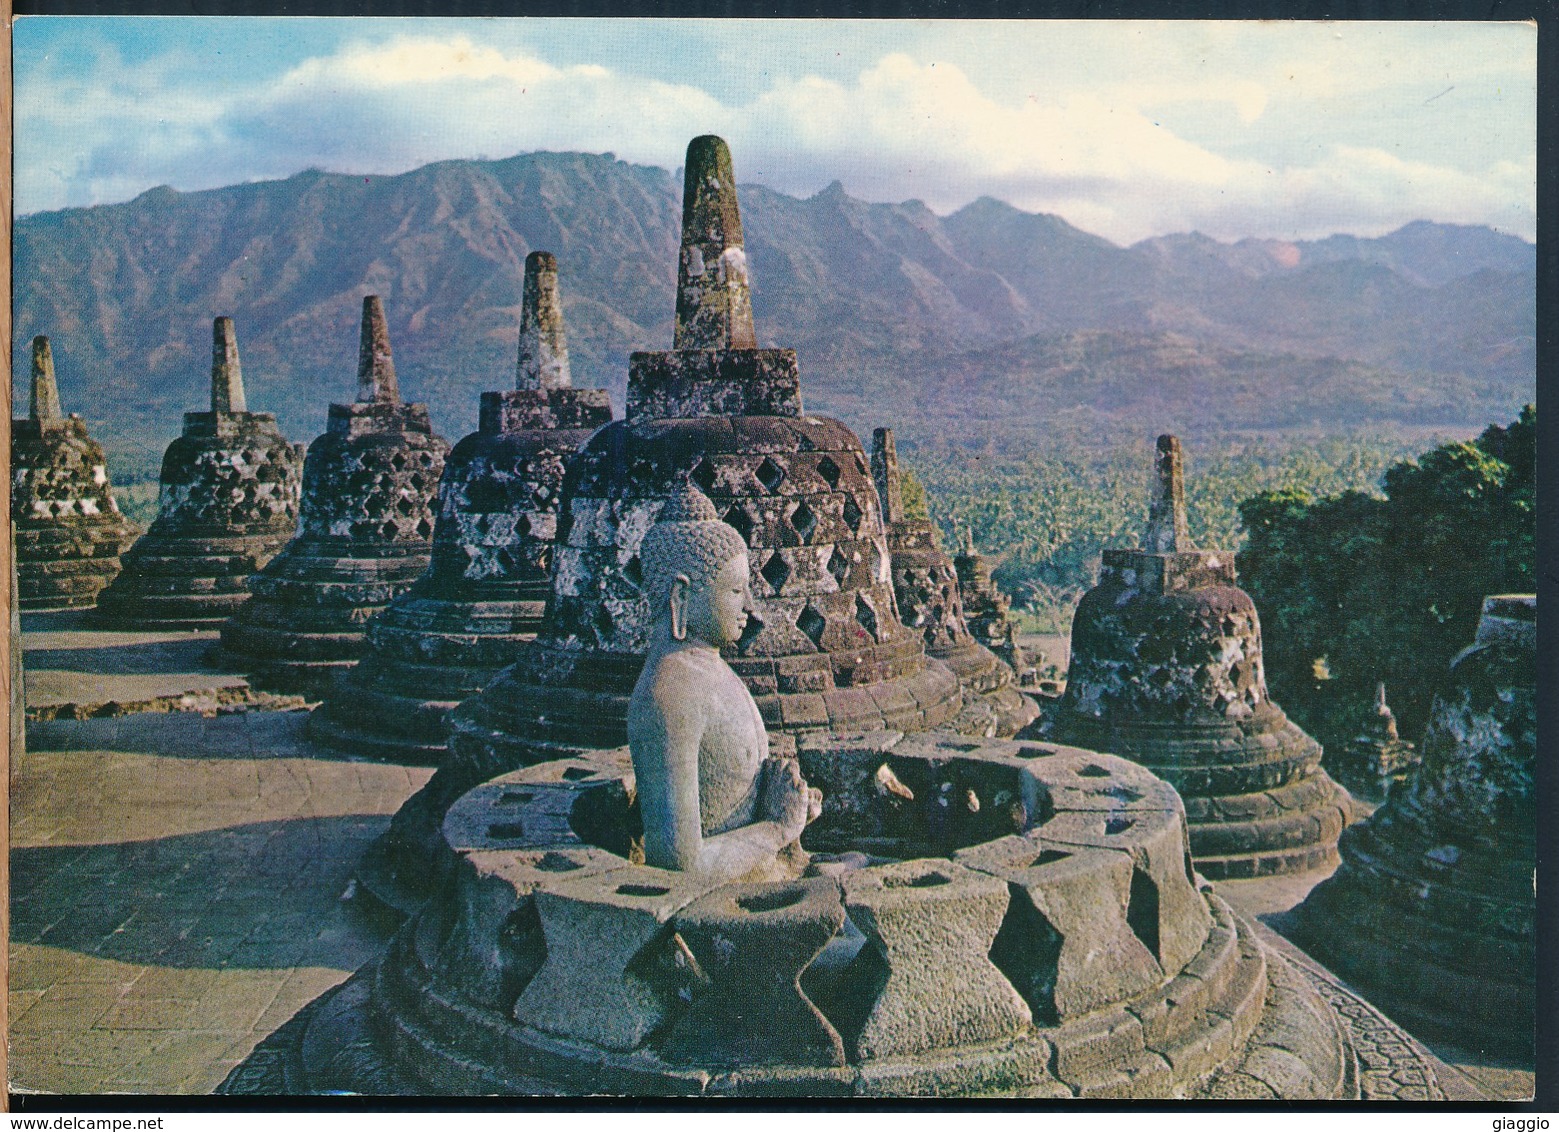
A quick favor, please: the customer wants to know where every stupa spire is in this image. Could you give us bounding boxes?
[871,427,905,527]
[210,317,248,413]
[30,336,62,423]
[1145,434,1191,553]
[674,135,757,350]
[357,295,400,404]
[516,252,572,391]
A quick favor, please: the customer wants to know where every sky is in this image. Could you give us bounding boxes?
[13,17,1537,246]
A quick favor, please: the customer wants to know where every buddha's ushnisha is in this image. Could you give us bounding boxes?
[627,482,821,879]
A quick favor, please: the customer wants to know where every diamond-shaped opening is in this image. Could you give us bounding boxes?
[496,901,547,1013]
[760,552,791,594]
[595,606,615,643]
[417,517,433,538]
[989,888,1064,1026]
[418,451,436,467]
[755,456,785,493]
[841,495,863,534]
[390,452,408,471]
[790,500,818,544]
[516,514,532,538]
[796,605,827,649]
[397,496,416,515]
[722,505,754,544]
[827,546,851,586]
[1126,866,1162,966]
[623,554,643,589]
[801,914,884,1060]
[689,457,717,493]
[735,609,765,654]
[816,455,842,490]
[379,519,400,539]
[855,594,880,641]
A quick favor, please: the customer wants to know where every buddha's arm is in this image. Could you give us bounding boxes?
[636,681,794,880]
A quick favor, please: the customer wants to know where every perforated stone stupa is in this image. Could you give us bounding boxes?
[359,135,962,912]
[953,527,1035,685]
[1034,436,1350,879]
[1291,595,1536,1061]
[871,427,1036,737]
[94,318,304,628]
[309,254,613,761]
[218,297,449,695]
[225,728,1460,1098]
[11,336,139,609]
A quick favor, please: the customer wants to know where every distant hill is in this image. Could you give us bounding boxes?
[12,151,1535,480]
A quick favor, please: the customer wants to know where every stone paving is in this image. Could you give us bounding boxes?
[10,706,430,1094]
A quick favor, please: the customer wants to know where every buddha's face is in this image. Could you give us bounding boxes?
[683,552,755,647]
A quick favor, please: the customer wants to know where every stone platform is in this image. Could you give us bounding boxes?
[225,731,1493,1099]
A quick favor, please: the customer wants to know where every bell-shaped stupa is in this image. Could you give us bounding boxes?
[1035,436,1351,878]
[871,427,1036,736]
[359,136,962,912]
[1291,595,1536,1060]
[11,336,140,609]
[309,254,613,761]
[93,318,305,627]
[218,297,449,695]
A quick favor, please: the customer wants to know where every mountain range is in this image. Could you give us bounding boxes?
[12,150,1535,479]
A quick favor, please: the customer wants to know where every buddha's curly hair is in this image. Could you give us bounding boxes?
[640,480,749,608]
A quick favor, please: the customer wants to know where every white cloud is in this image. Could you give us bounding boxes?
[14,24,1536,244]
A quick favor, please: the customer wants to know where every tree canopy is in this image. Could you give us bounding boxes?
[1236,406,1534,751]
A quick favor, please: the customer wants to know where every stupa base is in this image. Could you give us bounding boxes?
[227,733,1459,1100]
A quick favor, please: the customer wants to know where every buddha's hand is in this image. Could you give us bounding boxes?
[759,757,822,842]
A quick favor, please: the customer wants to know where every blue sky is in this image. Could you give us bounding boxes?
[14,17,1536,245]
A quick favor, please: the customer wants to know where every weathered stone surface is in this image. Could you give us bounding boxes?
[840,858,1030,1059]
[94,318,304,628]
[1036,435,1349,877]
[662,877,848,1068]
[514,866,722,1050]
[12,336,140,609]
[310,256,611,760]
[219,297,449,695]
[958,837,1162,1023]
[1291,594,1536,1060]
[872,428,1036,735]
[227,727,1461,1098]
[1330,684,1420,804]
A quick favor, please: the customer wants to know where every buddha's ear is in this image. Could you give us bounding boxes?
[669,573,691,641]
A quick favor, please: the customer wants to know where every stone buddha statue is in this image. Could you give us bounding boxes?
[628,482,821,879]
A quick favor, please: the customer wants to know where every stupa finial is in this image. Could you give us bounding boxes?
[1145,434,1192,553]
[871,427,904,527]
[30,336,62,423]
[516,251,572,391]
[357,295,400,404]
[674,135,757,351]
[210,317,248,413]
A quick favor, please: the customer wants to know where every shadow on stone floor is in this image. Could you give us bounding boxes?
[11,814,404,972]
[23,639,233,678]
[25,710,370,764]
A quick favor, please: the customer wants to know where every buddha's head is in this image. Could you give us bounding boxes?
[640,481,755,648]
